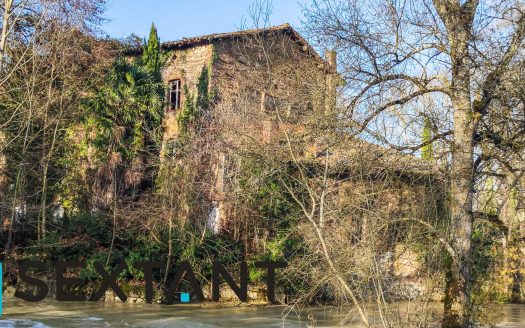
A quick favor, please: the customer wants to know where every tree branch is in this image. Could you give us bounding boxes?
[474,12,525,116]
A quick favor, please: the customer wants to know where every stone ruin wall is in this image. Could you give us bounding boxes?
[161,44,214,143]
[337,174,446,299]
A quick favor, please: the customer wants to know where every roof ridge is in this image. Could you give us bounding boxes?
[124,23,325,64]
[161,23,294,48]
[169,23,292,44]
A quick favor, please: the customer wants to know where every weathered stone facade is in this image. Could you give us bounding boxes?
[161,44,214,142]
[158,24,333,144]
[145,24,442,250]
[151,24,337,233]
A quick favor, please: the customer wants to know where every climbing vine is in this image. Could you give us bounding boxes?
[177,62,216,134]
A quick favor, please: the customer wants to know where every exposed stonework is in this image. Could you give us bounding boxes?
[152,24,336,234]
[162,45,213,135]
[142,24,442,249]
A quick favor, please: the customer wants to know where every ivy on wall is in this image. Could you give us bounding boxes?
[177,58,216,135]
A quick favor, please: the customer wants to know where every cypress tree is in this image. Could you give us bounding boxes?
[421,117,434,161]
[142,23,161,76]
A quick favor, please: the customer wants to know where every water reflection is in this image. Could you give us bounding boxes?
[1,299,525,327]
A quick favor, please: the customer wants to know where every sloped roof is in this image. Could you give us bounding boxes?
[332,137,438,177]
[309,134,440,181]
[126,23,325,63]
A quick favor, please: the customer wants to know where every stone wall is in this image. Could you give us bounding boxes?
[158,33,339,236]
[161,44,213,143]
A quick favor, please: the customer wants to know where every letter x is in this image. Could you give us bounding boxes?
[90,261,128,302]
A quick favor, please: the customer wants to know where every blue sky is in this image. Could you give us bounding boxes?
[102,0,312,42]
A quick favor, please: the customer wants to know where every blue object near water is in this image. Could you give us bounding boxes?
[180,292,190,303]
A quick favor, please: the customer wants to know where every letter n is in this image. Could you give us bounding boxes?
[212,261,247,302]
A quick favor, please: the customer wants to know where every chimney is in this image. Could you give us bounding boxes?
[325,50,337,73]
[324,50,337,114]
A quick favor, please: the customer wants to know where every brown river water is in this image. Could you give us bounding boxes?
[1,299,525,327]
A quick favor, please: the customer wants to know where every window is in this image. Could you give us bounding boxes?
[168,79,181,110]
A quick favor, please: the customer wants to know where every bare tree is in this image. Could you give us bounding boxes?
[0,0,107,267]
[303,0,525,326]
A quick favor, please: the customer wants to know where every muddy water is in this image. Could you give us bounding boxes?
[1,299,525,327]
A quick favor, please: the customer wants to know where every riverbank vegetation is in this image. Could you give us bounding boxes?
[2,1,525,327]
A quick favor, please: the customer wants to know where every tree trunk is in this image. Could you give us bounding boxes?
[443,45,475,328]
[443,94,475,327]
[0,0,13,73]
[433,2,478,325]
[163,207,173,284]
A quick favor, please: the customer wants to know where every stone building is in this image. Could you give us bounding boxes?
[131,24,442,246]
[135,24,339,233]
[155,23,336,144]
[127,25,448,295]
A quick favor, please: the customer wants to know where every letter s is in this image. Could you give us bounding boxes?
[15,261,49,302]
